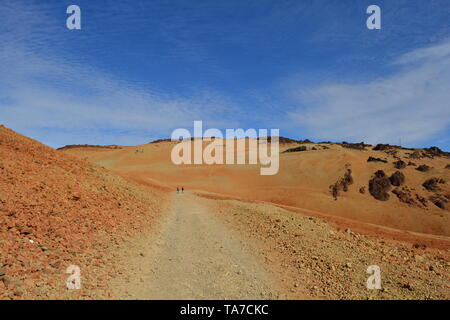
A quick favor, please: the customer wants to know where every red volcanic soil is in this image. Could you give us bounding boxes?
[0,125,168,299]
[2,127,449,300]
[62,138,450,239]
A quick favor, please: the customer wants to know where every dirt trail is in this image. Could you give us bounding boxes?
[110,192,280,299]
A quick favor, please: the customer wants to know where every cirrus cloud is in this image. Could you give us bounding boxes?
[289,39,450,147]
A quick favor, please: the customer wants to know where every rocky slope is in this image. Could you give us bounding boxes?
[202,193,450,299]
[0,125,168,299]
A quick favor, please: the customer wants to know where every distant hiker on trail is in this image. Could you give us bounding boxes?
[181,187,184,193]
[177,187,179,193]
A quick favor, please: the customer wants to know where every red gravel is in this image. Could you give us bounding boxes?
[0,125,167,299]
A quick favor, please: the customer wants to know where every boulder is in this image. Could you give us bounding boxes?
[393,160,406,169]
[367,156,387,163]
[422,178,444,192]
[369,170,391,201]
[416,164,431,172]
[390,171,405,186]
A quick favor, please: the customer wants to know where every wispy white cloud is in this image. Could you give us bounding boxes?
[0,1,244,147]
[1,1,449,149]
[393,38,450,65]
[288,38,450,147]
[0,51,244,146]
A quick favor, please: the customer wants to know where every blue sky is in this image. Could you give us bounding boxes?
[0,0,449,149]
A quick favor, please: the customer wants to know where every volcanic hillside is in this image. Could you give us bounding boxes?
[2,127,449,300]
[0,125,168,299]
[62,138,450,238]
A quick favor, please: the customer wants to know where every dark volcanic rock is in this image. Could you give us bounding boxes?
[263,136,312,144]
[341,142,368,150]
[374,170,387,178]
[369,170,391,201]
[416,164,431,172]
[416,194,428,207]
[423,146,449,158]
[393,160,406,169]
[422,178,445,192]
[367,156,387,163]
[57,144,122,150]
[429,194,448,210]
[390,171,405,187]
[330,168,353,199]
[409,150,423,159]
[433,200,447,210]
[149,138,172,144]
[284,145,307,153]
[392,188,416,206]
[372,144,401,151]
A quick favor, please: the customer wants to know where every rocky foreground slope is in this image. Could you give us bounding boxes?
[0,125,168,299]
[203,193,450,299]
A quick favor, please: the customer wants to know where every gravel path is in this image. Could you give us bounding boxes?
[110,192,280,299]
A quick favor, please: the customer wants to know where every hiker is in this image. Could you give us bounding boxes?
[181,187,184,193]
[176,187,179,193]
